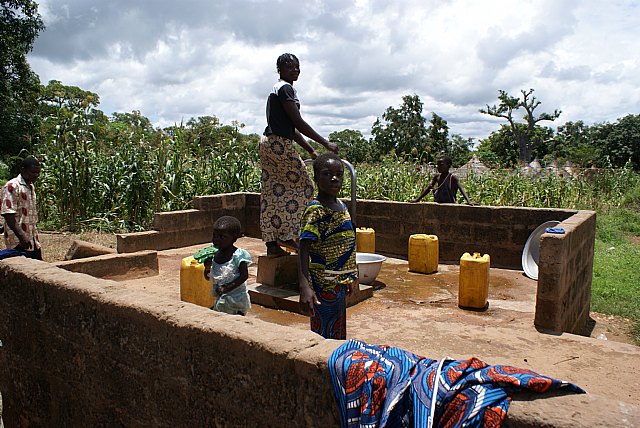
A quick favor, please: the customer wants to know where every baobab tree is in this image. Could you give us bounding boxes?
[480,89,561,163]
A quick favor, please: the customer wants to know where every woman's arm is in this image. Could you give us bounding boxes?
[293,130,318,159]
[281,100,338,153]
[297,239,320,316]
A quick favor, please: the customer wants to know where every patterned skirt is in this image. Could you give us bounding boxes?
[259,135,314,242]
[311,284,347,340]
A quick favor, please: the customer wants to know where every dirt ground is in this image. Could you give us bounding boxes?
[35,231,638,346]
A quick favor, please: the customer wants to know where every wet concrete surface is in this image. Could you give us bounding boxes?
[115,237,640,405]
[120,237,538,331]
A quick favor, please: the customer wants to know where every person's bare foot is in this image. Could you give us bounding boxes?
[277,239,299,251]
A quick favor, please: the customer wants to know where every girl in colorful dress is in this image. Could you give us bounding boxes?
[298,153,358,339]
[202,216,253,316]
[260,53,338,257]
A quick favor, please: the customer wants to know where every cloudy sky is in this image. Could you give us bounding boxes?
[28,0,639,142]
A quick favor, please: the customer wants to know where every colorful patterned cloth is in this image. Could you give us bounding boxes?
[329,340,585,428]
[259,134,314,242]
[299,200,357,339]
[1,174,40,251]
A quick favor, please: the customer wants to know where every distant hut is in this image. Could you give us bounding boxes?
[454,154,489,178]
[529,158,542,174]
[562,160,574,177]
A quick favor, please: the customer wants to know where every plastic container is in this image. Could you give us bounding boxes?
[408,234,439,274]
[180,256,214,308]
[356,252,386,285]
[458,252,490,309]
[356,227,376,253]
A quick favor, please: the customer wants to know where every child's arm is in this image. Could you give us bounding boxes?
[346,278,359,296]
[411,175,438,203]
[203,258,212,280]
[219,261,249,294]
[453,175,473,205]
[298,239,320,316]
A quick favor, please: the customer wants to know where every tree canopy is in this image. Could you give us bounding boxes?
[0,0,44,157]
[371,94,428,158]
[480,89,560,164]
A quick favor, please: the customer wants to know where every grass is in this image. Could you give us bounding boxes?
[591,208,640,343]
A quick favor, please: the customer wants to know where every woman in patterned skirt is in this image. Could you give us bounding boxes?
[260,53,338,257]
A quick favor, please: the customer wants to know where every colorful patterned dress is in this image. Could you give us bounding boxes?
[209,248,253,316]
[260,80,315,243]
[299,200,357,339]
[259,135,314,242]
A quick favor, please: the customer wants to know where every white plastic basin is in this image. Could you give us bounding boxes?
[522,220,560,280]
[356,252,386,285]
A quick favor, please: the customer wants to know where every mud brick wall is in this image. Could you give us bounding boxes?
[353,199,577,267]
[536,211,596,334]
[0,256,631,427]
[116,192,247,253]
[0,258,338,427]
[113,193,595,335]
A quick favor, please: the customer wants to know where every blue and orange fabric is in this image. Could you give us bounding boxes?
[329,339,585,428]
[300,200,357,339]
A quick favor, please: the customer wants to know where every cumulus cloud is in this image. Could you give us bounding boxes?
[29,0,640,141]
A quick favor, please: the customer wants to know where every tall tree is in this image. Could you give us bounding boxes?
[448,134,473,167]
[371,94,427,158]
[425,113,449,163]
[550,120,598,167]
[480,89,560,163]
[329,129,370,164]
[0,0,44,157]
[476,124,520,168]
[592,114,640,169]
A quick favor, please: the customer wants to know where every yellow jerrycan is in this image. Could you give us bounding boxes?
[356,227,376,253]
[180,256,214,308]
[408,234,439,274]
[458,252,490,309]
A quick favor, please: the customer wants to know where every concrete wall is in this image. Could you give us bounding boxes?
[352,199,577,267]
[0,258,338,427]
[115,193,595,335]
[1,258,634,427]
[536,211,596,334]
[116,193,247,253]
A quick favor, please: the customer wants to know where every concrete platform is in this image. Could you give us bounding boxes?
[114,237,640,426]
[247,282,374,315]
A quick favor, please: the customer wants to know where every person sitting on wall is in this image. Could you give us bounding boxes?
[411,155,473,205]
[0,157,43,260]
